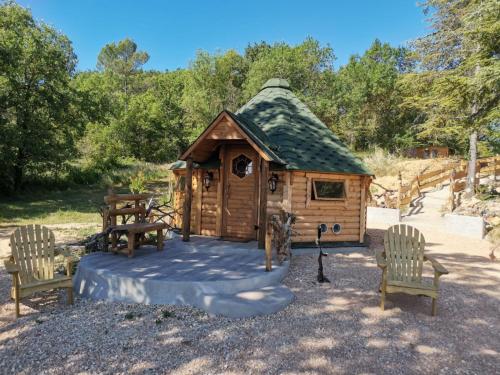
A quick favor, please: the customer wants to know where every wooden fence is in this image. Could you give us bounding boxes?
[395,156,499,211]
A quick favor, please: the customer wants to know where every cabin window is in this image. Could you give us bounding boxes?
[176,176,185,191]
[232,154,253,178]
[312,179,345,200]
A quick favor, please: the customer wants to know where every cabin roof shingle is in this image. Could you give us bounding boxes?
[173,78,371,175]
[232,78,371,175]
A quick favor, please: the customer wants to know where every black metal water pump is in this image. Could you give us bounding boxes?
[316,225,330,283]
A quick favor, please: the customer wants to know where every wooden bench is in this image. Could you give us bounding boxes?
[109,222,168,257]
[103,192,170,257]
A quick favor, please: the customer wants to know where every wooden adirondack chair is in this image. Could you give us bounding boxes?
[376,224,449,316]
[4,225,74,318]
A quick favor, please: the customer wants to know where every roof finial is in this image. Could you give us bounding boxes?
[260,78,290,91]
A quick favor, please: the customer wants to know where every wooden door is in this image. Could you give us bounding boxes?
[222,145,258,240]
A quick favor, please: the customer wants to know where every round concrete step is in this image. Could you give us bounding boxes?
[202,285,295,318]
[73,236,293,317]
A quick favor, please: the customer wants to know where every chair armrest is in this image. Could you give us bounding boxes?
[376,251,387,269]
[4,259,20,274]
[425,255,449,275]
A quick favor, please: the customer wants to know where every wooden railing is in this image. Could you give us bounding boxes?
[396,156,499,211]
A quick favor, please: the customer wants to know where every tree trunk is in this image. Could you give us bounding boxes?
[13,164,23,192]
[13,149,25,191]
[465,130,477,198]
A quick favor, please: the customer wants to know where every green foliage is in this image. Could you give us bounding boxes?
[79,122,125,169]
[329,40,416,151]
[120,71,188,162]
[2,1,496,195]
[97,38,149,98]
[0,2,80,192]
[401,0,500,154]
[129,171,146,193]
[244,37,335,100]
[182,50,248,136]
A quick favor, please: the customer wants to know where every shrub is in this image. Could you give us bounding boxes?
[362,148,401,176]
[129,171,146,193]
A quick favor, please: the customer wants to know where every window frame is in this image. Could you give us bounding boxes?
[231,153,254,179]
[312,179,346,201]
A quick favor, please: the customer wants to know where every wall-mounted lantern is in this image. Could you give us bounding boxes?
[268,173,279,193]
[203,171,213,191]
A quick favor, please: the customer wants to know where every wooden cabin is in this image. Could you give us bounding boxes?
[171,78,372,247]
[406,146,449,159]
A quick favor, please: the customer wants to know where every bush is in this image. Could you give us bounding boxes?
[79,122,126,171]
[129,171,146,193]
[362,148,401,176]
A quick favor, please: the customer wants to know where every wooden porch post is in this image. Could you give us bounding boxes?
[182,156,193,242]
[359,176,367,243]
[258,159,269,249]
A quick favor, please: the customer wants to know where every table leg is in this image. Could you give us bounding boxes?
[134,233,141,249]
[157,229,163,251]
[127,232,135,257]
[111,232,117,253]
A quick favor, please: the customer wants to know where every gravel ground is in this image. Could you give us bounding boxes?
[0,225,498,375]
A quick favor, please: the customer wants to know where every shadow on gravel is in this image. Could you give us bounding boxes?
[0,228,498,374]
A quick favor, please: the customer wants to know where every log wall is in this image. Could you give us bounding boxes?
[174,169,218,235]
[200,169,218,236]
[290,171,364,243]
[173,169,368,244]
[267,171,285,217]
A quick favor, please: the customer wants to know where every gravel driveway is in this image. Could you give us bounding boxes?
[0,225,498,374]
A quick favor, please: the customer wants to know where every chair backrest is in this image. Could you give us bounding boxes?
[9,225,55,285]
[383,224,425,283]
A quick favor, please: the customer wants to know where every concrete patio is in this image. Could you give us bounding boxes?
[73,236,293,318]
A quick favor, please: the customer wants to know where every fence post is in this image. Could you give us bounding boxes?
[493,156,499,188]
[416,174,421,198]
[475,160,481,188]
[265,221,273,272]
[397,171,403,220]
[449,169,456,211]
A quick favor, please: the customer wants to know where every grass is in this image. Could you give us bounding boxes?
[0,162,174,246]
[0,162,174,225]
[0,187,105,226]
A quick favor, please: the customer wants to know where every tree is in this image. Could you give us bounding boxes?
[182,50,248,136]
[243,37,335,100]
[97,38,149,100]
[244,41,272,63]
[330,40,416,150]
[0,2,79,191]
[120,70,189,162]
[404,0,499,196]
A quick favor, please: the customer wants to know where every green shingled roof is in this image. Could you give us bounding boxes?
[233,79,371,175]
[173,78,371,175]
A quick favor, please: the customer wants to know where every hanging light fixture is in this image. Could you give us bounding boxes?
[268,173,279,193]
[203,171,213,191]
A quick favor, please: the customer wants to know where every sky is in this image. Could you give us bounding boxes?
[17,0,429,72]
